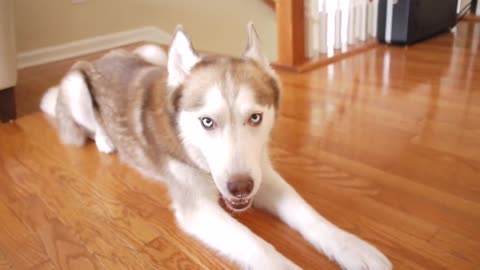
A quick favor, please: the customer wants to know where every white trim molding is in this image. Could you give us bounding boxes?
[17,26,171,69]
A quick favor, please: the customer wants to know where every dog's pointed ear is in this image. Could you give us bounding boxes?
[243,22,273,73]
[167,26,200,87]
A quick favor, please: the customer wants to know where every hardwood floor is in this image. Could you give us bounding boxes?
[1,21,480,269]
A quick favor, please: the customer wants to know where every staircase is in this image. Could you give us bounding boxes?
[270,0,378,72]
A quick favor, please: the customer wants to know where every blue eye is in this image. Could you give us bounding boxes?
[249,113,263,126]
[200,117,215,129]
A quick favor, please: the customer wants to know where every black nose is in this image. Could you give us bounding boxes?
[227,175,254,198]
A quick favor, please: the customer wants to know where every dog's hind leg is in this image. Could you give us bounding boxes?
[253,156,392,270]
[59,70,115,153]
[55,85,89,146]
[166,159,301,270]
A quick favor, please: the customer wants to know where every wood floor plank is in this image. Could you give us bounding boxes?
[267,147,478,269]
[12,196,100,270]
[0,150,100,270]
[26,261,59,270]
[0,202,50,270]
[0,251,14,270]
[272,115,480,205]
[271,143,480,238]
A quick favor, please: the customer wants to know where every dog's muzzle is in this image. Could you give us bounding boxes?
[223,174,254,211]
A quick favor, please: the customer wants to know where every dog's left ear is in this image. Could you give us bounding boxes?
[167,26,200,88]
[243,22,274,74]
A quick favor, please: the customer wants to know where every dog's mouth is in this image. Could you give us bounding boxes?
[223,197,252,212]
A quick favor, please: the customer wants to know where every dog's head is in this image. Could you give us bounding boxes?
[168,23,280,212]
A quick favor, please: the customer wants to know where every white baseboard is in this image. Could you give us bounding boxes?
[17,26,171,69]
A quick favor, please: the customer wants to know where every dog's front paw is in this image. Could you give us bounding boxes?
[255,257,301,270]
[252,247,302,270]
[327,231,392,270]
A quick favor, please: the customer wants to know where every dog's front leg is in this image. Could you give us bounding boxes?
[254,159,392,270]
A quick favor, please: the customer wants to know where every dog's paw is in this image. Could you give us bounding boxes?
[254,257,302,270]
[252,247,302,270]
[328,231,392,270]
[95,132,115,154]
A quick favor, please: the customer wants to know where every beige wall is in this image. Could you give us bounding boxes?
[14,0,277,60]
[1,0,17,89]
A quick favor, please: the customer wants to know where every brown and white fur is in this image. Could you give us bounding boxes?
[40,23,392,270]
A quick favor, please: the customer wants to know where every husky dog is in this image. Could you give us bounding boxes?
[40,23,392,270]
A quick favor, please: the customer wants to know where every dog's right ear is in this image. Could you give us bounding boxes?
[167,26,200,88]
[243,22,277,79]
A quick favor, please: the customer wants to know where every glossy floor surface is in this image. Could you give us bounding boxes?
[1,22,480,269]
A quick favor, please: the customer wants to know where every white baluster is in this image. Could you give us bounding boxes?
[367,0,373,36]
[347,0,355,44]
[305,0,319,58]
[359,0,367,41]
[354,0,361,40]
[334,0,342,49]
[372,0,378,37]
[319,0,328,54]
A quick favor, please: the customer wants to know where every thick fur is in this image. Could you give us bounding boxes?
[40,26,392,270]
[40,86,59,117]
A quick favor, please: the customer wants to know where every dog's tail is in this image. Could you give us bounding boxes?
[134,44,167,66]
[40,86,60,117]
